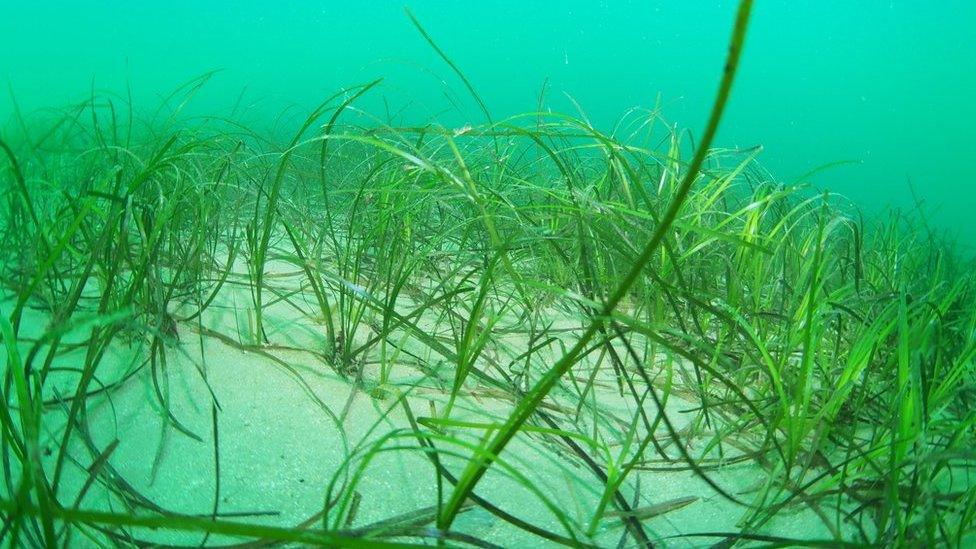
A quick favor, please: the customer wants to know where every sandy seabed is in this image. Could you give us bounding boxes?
[13,254,837,548]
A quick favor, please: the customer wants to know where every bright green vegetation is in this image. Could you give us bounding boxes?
[2,3,975,547]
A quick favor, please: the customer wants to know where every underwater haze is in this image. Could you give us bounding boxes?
[2,1,976,547]
[3,1,975,242]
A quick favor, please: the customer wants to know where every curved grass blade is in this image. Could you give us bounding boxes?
[436,0,755,531]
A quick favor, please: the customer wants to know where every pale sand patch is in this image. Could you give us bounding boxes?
[11,261,840,547]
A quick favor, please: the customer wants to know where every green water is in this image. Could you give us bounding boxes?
[2,1,974,242]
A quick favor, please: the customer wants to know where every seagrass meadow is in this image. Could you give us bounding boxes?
[1,1,975,547]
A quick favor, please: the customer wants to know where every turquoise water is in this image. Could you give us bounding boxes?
[2,1,974,240]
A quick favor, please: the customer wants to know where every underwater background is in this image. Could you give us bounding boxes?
[3,1,976,546]
[2,0,974,244]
